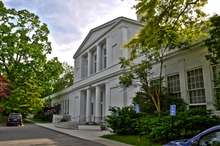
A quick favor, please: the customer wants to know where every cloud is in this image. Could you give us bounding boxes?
[3,0,137,66]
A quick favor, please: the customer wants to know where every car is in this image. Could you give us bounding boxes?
[164,125,220,146]
[7,113,23,126]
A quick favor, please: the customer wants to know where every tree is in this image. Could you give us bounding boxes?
[205,15,220,64]
[205,15,220,109]
[0,75,10,99]
[53,63,74,93]
[0,2,63,114]
[120,0,208,114]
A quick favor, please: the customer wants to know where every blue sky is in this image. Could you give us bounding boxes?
[3,0,220,66]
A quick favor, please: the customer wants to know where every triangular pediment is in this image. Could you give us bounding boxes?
[73,17,141,58]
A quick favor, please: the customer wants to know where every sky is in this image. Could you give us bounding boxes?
[3,0,220,66]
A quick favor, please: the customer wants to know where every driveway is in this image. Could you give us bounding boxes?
[0,124,105,146]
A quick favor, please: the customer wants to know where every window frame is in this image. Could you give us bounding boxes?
[186,67,206,105]
[167,73,181,98]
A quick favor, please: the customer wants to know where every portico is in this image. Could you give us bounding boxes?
[84,84,106,124]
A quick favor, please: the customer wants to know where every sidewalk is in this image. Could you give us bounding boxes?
[36,123,132,146]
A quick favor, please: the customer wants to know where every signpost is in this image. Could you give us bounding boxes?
[170,104,176,116]
[170,104,176,138]
[135,104,140,113]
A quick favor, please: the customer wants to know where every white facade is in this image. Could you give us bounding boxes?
[49,17,219,124]
[50,17,141,123]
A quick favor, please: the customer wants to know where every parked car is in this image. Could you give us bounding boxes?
[164,125,220,146]
[7,113,23,126]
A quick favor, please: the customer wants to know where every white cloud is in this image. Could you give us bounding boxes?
[4,0,220,66]
[4,0,137,66]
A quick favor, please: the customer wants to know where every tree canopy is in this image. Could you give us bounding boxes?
[0,1,64,114]
[0,75,10,99]
[205,14,220,64]
[120,0,208,114]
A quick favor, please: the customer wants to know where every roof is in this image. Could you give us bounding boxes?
[73,16,142,58]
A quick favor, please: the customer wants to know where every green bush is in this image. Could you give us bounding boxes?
[34,111,53,122]
[136,109,220,142]
[106,106,142,135]
[133,91,186,114]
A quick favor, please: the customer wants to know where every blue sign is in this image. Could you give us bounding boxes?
[170,104,176,116]
[135,104,140,113]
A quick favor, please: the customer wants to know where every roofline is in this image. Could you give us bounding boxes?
[73,16,142,59]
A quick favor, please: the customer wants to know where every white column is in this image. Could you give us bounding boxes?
[105,83,111,116]
[88,51,92,76]
[106,36,111,67]
[95,85,101,123]
[204,63,215,110]
[121,26,129,59]
[86,89,91,122]
[97,45,101,72]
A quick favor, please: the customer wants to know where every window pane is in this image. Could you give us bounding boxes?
[167,74,181,98]
[187,68,206,104]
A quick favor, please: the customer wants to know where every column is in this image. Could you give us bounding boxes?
[88,51,92,76]
[121,26,129,58]
[97,45,101,72]
[204,63,215,110]
[95,85,101,123]
[106,36,111,67]
[86,89,91,122]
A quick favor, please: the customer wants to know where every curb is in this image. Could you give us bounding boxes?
[34,123,132,146]
[35,123,106,146]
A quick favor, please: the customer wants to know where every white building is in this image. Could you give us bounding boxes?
[49,17,219,124]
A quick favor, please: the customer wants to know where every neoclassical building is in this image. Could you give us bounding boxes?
[49,16,220,124]
[50,17,142,123]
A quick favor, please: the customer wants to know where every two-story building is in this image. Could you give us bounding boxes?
[50,17,142,124]
[49,16,220,124]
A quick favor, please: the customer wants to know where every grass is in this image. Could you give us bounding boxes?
[102,134,162,146]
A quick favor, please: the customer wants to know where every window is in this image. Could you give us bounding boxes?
[150,78,160,88]
[199,130,220,146]
[91,50,97,74]
[187,68,206,104]
[81,54,88,79]
[100,40,107,70]
[167,74,181,98]
[213,65,220,98]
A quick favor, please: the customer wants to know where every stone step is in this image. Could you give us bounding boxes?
[55,121,79,130]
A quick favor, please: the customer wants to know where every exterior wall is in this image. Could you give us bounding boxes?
[50,17,217,125]
[50,19,141,124]
[150,47,215,110]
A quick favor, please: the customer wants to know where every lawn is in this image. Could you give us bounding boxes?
[102,134,162,146]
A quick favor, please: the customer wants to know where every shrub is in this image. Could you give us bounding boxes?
[135,109,220,142]
[106,106,141,135]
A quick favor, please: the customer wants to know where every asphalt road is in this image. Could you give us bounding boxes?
[0,124,105,146]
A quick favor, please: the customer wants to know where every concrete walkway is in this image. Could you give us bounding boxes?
[36,123,132,146]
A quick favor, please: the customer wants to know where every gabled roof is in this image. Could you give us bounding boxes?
[73,16,142,58]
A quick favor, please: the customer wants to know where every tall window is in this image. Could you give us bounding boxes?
[213,65,220,98]
[100,40,107,70]
[187,68,206,104]
[167,74,181,98]
[81,54,88,79]
[91,50,97,74]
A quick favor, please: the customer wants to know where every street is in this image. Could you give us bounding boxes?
[0,124,105,146]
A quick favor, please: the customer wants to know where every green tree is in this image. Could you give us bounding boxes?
[0,2,63,114]
[205,15,220,109]
[53,62,74,93]
[205,15,220,64]
[120,0,208,114]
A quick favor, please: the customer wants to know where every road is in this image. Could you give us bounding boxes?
[0,124,105,146]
